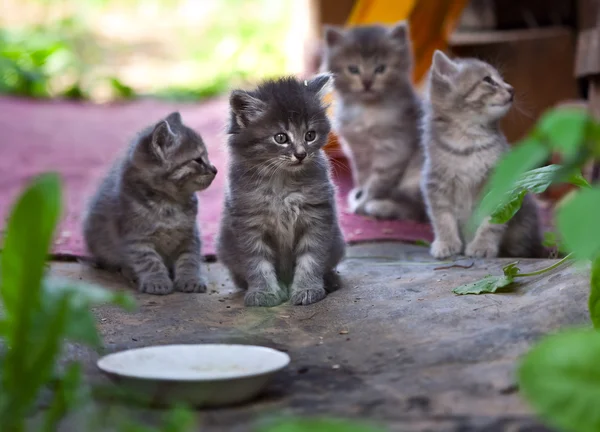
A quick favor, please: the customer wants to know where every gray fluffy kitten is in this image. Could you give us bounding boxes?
[421,51,542,259]
[83,112,217,294]
[217,75,346,307]
[322,20,426,221]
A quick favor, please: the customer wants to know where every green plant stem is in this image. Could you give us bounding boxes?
[514,254,572,278]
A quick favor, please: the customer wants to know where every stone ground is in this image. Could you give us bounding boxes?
[50,242,590,432]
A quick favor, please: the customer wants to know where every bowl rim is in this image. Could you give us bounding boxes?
[96,343,291,382]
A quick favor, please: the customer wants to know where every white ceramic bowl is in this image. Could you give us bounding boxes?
[97,344,290,407]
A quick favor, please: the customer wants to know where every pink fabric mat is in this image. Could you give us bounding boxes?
[0,96,434,257]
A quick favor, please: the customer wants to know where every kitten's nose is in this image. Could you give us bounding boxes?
[506,85,515,100]
[209,165,218,175]
[294,151,307,162]
[362,79,373,90]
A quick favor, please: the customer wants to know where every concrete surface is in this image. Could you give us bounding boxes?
[49,242,590,432]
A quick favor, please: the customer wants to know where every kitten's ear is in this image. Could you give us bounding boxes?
[150,120,177,158]
[306,73,333,100]
[165,111,182,126]
[389,21,409,43]
[324,25,345,47]
[432,50,458,79]
[229,90,266,128]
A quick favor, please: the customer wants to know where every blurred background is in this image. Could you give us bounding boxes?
[1,0,598,199]
[0,0,311,102]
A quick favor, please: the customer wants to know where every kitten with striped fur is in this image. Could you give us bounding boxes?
[217,75,345,307]
[421,51,542,259]
[83,112,217,294]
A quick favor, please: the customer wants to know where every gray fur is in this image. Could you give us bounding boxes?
[421,50,543,259]
[322,21,426,221]
[83,112,217,294]
[217,75,346,307]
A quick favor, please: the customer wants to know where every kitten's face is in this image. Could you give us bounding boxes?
[227,75,332,172]
[322,22,412,102]
[428,51,514,122]
[135,112,217,193]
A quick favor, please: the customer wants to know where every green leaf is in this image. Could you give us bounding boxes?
[590,257,600,330]
[452,274,515,295]
[556,187,600,260]
[489,190,527,224]
[0,173,61,318]
[109,77,135,100]
[472,139,548,228]
[488,164,588,224]
[538,108,591,159]
[543,232,559,249]
[258,418,385,432]
[568,172,591,189]
[161,406,196,432]
[0,174,61,422]
[43,363,85,432]
[518,328,600,432]
[42,277,135,348]
[502,262,521,278]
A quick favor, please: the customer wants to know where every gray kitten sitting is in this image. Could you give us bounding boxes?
[322,21,426,221]
[217,75,346,307]
[421,51,542,259]
[83,112,217,295]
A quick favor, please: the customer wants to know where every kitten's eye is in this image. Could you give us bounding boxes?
[483,76,495,85]
[274,133,288,144]
[193,158,204,165]
[347,65,360,74]
[305,130,316,142]
[374,65,386,74]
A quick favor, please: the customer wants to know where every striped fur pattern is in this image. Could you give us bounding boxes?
[83,112,217,294]
[421,51,543,259]
[217,75,346,307]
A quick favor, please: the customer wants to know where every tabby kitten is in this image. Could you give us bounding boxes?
[217,74,346,307]
[421,51,542,259]
[83,112,217,295]
[322,20,426,221]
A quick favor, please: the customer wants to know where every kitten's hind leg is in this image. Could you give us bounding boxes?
[124,242,173,295]
[363,199,422,221]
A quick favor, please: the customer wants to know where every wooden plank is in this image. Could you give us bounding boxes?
[575,27,600,77]
[578,0,600,30]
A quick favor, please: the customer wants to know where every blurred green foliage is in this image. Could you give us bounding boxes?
[0,0,293,101]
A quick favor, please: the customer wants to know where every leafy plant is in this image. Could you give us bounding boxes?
[461,107,600,431]
[257,417,385,432]
[0,173,136,430]
[453,256,571,295]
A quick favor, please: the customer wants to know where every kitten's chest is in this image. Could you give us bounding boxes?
[337,104,395,136]
[140,203,194,250]
[268,191,305,229]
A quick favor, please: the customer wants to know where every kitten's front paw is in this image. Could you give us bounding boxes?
[430,238,462,259]
[290,287,327,306]
[174,275,207,293]
[244,290,285,307]
[465,239,499,258]
[139,275,174,295]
